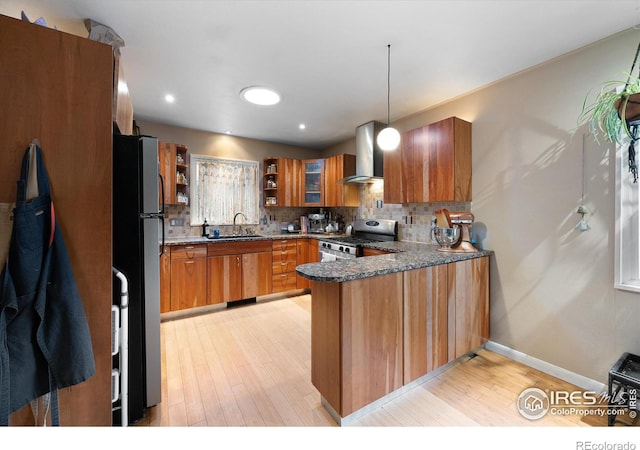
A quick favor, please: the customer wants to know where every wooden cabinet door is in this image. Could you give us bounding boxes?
[403,265,448,384]
[160,250,171,313]
[302,159,324,206]
[324,154,359,207]
[383,132,407,204]
[170,256,207,310]
[447,256,489,360]
[425,117,471,202]
[242,252,273,298]
[296,239,311,289]
[208,255,243,304]
[158,141,176,205]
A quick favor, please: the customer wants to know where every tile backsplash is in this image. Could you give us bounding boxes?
[164,181,470,244]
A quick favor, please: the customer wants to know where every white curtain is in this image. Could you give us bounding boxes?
[190,156,259,225]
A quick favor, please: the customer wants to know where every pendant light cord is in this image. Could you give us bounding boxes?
[386,44,391,127]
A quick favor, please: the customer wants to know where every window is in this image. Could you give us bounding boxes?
[615,134,640,292]
[190,155,259,226]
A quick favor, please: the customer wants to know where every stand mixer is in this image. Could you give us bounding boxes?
[435,210,478,253]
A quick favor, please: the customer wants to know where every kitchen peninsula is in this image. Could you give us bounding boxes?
[296,241,491,424]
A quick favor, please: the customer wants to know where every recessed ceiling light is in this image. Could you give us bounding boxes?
[240,86,281,106]
[164,94,175,103]
[225,130,232,135]
[299,123,306,130]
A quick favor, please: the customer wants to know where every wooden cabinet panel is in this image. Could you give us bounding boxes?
[324,154,359,207]
[340,273,404,416]
[160,251,171,313]
[208,254,243,304]
[403,265,448,384]
[171,244,207,259]
[170,257,207,310]
[242,252,272,298]
[0,14,113,425]
[384,117,471,204]
[272,272,298,293]
[448,256,490,360]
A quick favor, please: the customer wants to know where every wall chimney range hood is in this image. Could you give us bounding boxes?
[342,121,386,184]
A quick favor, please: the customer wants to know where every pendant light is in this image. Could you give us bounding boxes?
[377,44,401,151]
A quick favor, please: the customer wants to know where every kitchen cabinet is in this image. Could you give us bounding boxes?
[311,272,404,417]
[403,256,489,384]
[207,241,272,304]
[263,157,301,207]
[324,154,359,207]
[384,116,472,204]
[296,238,319,289]
[160,250,171,313]
[301,159,324,206]
[0,14,113,425]
[272,239,298,292]
[170,245,207,311]
[159,141,189,205]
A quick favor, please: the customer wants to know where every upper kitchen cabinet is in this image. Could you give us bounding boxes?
[324,154,359,207]
[302,159,325,206]
[384,117,472,204]
[159,141,189,205]
[264,157,301,207]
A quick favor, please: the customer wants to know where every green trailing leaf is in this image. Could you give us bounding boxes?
[578,73,640,144]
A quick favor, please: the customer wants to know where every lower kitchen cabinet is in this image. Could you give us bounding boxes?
[296,238,319,289]
[272,239,298,293]
[170,244,207,311]
[207,240,273,304]
[403,256,489,384]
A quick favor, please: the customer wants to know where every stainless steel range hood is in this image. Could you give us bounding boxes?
[342,121,386,184]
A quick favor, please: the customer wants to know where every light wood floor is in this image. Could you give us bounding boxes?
[135,294,617,428]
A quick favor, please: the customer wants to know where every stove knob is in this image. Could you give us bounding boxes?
[327,243,332,250]
[322,242,327,248]
[345,247,350,253]
[339,246,344,252]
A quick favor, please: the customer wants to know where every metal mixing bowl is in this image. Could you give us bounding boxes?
[434,226,461,248]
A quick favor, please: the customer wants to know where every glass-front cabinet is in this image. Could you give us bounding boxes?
[302,159,324,206]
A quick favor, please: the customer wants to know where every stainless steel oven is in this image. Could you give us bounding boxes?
[318,218,398,262]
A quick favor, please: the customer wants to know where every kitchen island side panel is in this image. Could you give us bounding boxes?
[340,272,403,417]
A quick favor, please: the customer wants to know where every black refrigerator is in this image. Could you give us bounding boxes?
[112,134,164,425]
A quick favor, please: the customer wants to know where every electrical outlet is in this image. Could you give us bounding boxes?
[376,200,383,208]
[169,219,184,226]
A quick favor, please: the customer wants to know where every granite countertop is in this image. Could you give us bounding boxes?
[296,241,492,282]
[163,233,342,245]
[164,234,491,283]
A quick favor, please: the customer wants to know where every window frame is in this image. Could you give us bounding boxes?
[189,154,260,226]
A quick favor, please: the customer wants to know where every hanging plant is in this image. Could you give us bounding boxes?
[578,42,640,183]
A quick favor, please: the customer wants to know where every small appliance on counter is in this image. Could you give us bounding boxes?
[308,213,327,233]
[434,209,478,253]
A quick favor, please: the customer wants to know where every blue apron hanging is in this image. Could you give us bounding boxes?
[0,143,95,426]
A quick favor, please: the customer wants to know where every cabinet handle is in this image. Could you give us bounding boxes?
[236,256,241,266]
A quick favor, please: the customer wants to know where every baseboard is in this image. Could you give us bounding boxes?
[484,340,606,393]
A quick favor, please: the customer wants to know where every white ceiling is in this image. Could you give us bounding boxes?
[9,0,640,149]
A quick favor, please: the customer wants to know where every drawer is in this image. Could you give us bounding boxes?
[272,271,298,293]
[272,257,297,274]
[170,244,207,260]
[207,240,272,256]
[272,239,297,253]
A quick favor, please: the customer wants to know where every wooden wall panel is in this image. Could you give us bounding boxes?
[0,14,112,425]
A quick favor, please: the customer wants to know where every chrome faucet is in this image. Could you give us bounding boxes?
[233,212,248,235]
